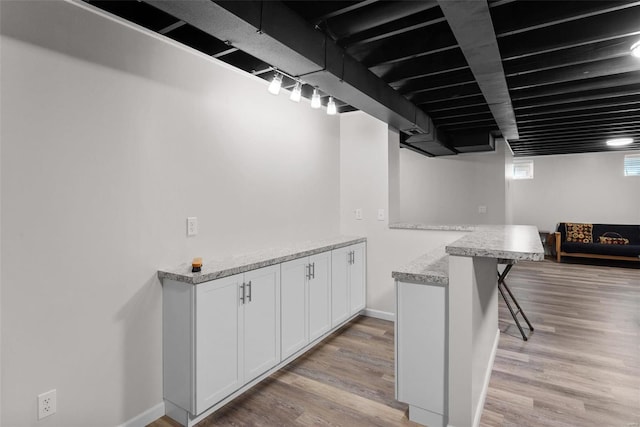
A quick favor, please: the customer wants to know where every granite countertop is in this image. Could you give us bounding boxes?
[391,247,449,285]
[158,235,366,285]
[445,225,544,261]
[392,224,544,285]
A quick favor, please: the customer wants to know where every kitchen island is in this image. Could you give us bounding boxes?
[392,225,544,427]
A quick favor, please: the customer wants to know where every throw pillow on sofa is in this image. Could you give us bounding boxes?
[565,223,593,243]
[598,232,630,245]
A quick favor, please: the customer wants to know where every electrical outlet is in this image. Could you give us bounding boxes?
[478,205,487,214]
[355,208,363,220]
[187,217,198,236]
[377,209,385,221]
[38,389,56,420]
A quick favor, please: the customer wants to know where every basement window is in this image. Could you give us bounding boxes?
[624,154,640,177]
[513,160,534,180]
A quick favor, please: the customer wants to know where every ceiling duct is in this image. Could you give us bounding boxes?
[449,130,496,153]
[145,0,449,151]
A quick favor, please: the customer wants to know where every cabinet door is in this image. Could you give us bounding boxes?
[195,274,244,413]
[331,246,350,327]
[281,257,309,360]
[243,265,281,382]
[349,242,366,315]
[308,252,331,341]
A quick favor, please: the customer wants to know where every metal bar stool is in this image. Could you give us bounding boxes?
[497,261,534,341]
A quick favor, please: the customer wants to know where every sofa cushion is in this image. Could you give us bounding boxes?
[565,223,593,243]
[561,242,640,257]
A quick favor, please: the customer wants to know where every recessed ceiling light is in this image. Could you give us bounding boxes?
[631,40,640,58]
[606,137,633,146]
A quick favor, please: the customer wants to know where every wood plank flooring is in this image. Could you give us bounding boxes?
[150,260,639,427]
[481,260,640,427]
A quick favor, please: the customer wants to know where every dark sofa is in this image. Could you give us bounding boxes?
[555,222,640,263]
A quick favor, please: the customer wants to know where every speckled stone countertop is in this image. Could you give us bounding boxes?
[445,225,544,261]
[392,224,543,285]
[392,246,450,285]
[158,236,366,285]
[390,223,478,232]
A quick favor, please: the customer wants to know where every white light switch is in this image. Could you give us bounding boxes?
[187,217,198,236]
[377,209,385,221]
[355,208,363,220]
[478,205,487,214]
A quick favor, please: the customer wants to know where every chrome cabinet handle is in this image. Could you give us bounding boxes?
[240,283,246,304]
[247,280,252,302]
[311,262,315,279]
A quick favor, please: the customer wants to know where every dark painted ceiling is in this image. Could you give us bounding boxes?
[85,0,640,157]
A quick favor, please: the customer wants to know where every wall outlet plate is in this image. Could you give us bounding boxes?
[187,217,198,236]
[377,209,385,221]
[38,389,56,420]
[355,208,363,220]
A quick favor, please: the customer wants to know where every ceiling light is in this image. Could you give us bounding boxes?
[606,137,633,146]
[289,81,302,102]
[268,72,283,95]
[631,40,640,58]
[326,97,337,115]
[311,89,321,109]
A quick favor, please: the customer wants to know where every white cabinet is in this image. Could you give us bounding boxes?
[281,257,309,359]
[308,252,331,341]
[396,280,446,427]
[331,242,366,327]
[162,240,365,426]
[195,274,243,413]
[164,264,280,417]
[281,252,331,359]
[242,266,281,383]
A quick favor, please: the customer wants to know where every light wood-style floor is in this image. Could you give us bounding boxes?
[150,259,639,427]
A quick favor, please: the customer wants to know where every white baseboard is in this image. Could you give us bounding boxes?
[118,402,165,427]
[363,308,395,322]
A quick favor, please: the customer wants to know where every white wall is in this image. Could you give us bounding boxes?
[510,151,640,231]
[339,112,466,315]
[398,142,507,225]
[0,2,340,426]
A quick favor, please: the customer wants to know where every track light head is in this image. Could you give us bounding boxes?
[290,81,302,102]
[268,73,283,95]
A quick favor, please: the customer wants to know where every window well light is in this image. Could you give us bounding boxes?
[268,72,283,95]
[631,40,640,58]
[606,137,633,146]
[327,96,337,115]
[311,89,321,109]
[289,81,302,102]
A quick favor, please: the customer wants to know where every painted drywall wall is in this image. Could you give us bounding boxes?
[510,151,640,232]
[0,1,340,426]
[339,112,466,315]
[504,144,515,225]
[398,143,507,225]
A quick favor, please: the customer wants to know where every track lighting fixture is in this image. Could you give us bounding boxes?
[311,89,321,109]
[268,72,283,95]
[265,70,339,115]
[290,81,302,102]
[327,97,337,115]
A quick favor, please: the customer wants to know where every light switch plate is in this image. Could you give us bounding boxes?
[187,217,198,236]
[377,209,385,221]
[355,208,363,220]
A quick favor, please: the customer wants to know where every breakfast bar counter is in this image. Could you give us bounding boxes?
[392,225,544,427]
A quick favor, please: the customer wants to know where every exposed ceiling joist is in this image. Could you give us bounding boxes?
[438,0,518,139]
